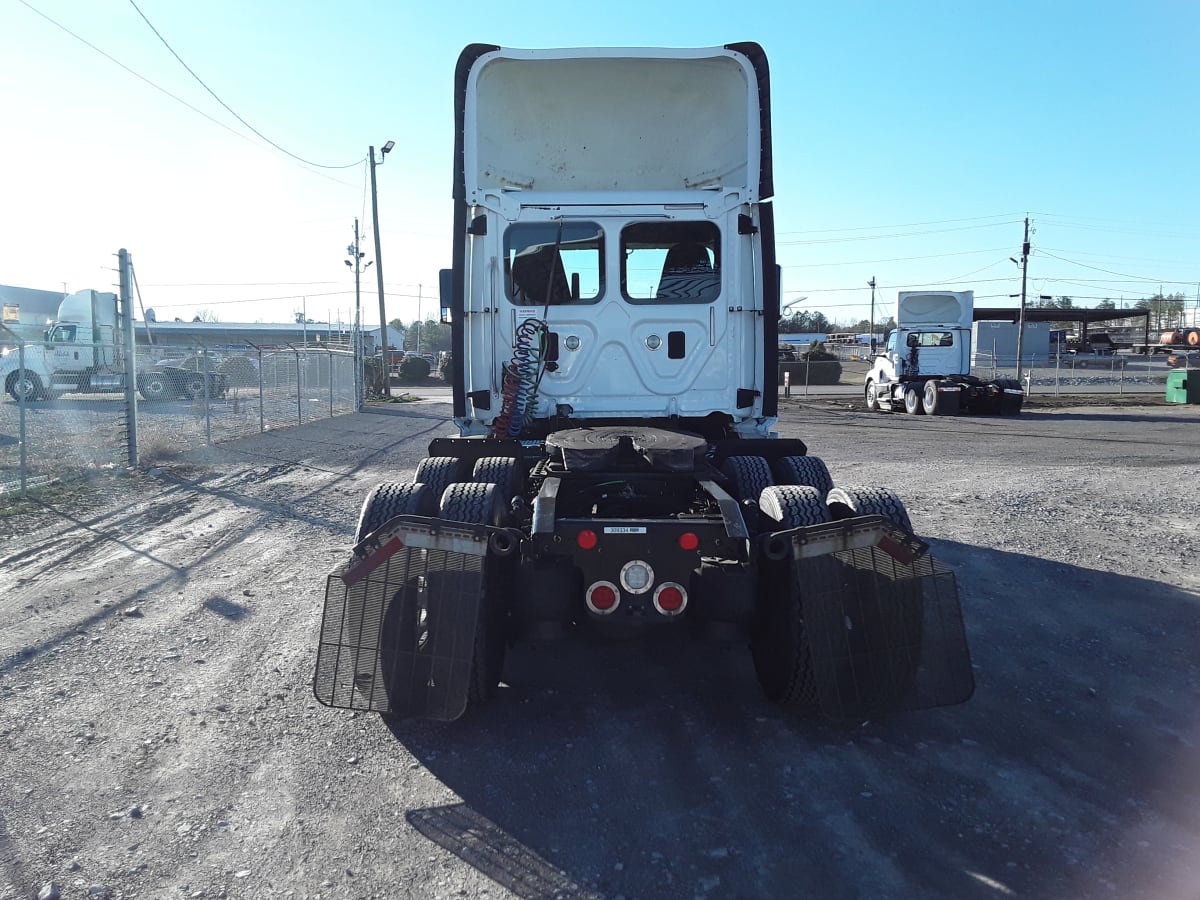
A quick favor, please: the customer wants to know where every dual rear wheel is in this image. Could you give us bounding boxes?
[753,482,920,711]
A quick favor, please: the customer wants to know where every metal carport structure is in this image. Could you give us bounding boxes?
[973,307,1152,349]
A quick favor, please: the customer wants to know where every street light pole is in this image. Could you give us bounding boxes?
[369,141,394,396]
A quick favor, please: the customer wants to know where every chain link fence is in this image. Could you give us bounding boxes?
[0,337,359,497]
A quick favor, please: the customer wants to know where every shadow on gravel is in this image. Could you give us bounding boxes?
[202,596,251,620]
[383,541,1200,900]
[1017,410,1196,425]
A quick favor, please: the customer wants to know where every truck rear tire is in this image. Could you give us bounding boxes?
[183,373,208,400]
[758,485,831,527]
[413,457,463,504]
[439,482,506,527]
[822,487,924,713]
[439,482,509,704]
[770,456,834,499]
[921,380,942,415]
[903,386,925,415]
[827,486,913,534]
[752,538,829,707]
[355,482,438,542]
[472,456,522,498]
[138,372,171,402]
[720,456,774,503]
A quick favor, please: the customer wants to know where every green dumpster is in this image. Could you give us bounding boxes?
[1165,369,1200,404]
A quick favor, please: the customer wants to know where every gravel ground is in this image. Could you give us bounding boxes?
[1,397,1199,900]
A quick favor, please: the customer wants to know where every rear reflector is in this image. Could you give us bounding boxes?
[586,581,620,614]
[577,529,598,550]
[653,582,687,616]
[678,532,699,551]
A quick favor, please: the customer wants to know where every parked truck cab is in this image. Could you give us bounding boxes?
[313,44,975,723]
[866,291,1023,416]
[1,288,224,402]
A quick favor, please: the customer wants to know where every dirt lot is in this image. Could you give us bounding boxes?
[2,397,1198,900]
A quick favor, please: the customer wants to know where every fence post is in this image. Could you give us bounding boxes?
[294,347,303,425]
[16,336,27,497]
[0,323,30,497]
[118,248,139,467]
[258,348,265,433]
[202,345,213,446]
[329,350,335,417]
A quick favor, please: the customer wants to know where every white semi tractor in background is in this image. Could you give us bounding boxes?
[313,43,974,723]
[0,288,224,402]
[864,290,1024,416]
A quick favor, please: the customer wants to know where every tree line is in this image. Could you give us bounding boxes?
[781,292,1195,335]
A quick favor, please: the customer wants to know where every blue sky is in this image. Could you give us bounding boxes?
[2,0,1197,329]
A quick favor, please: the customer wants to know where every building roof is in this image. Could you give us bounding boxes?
[973,307,1151,338]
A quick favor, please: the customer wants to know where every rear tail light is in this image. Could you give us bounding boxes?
[653,582,687,616]
[585,581,620,615]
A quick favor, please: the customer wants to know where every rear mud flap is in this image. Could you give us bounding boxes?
[773,517,975,718]
[313,516,500,721]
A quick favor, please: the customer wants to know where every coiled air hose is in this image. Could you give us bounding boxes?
[492,317,546,438]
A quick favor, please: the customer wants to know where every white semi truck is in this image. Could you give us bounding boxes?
[313,44,974,721]
[0,289,223,402]
[864,291,1024,416]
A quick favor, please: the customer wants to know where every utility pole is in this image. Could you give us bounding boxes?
[1014,216,1030,376]
[868,276,877,355]
[369,141,394,396]
[345,218,370,406]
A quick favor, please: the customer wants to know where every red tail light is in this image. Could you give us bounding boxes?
[653,582,687,616]
[678,532,699,551]
[586,581,620,614]
[577,529,598,550]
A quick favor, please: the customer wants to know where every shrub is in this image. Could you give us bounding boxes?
[778,359,843,385]
[800,340,838,361]
[397,355,431,382]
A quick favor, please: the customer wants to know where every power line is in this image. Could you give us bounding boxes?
[776,213,1020,236]
[781,247,1010,268]
[127,0,363,170]
[1038,246,1197,268]
[777,220,1016,246]
[17,0,244,143]
[17,0,359,188]
[1029,210,1200,237]
[1035,250,1195,285]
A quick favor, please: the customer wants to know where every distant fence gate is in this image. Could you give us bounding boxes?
[0,339,360,497]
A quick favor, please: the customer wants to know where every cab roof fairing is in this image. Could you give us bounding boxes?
[459,46,768,205]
